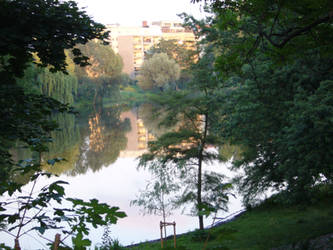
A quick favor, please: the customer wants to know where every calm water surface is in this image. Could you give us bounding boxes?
[1,106,242,249]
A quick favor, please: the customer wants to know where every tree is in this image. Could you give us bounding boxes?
[16,53,79,105]
[131,165,179,239]
[191,0,333,59]
[215,52,333,204]
[145,39,198,90]
[188,1,333,203]
[139,52,233,230]
[74,40,123,105]
[137,53,181,91]
[146,39,197,70]
[0,0,127,247]
[0,0,108,81]
[0,0,111,184]
[74,40,123,79]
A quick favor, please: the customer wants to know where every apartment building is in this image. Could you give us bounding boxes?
[106,21,196,77]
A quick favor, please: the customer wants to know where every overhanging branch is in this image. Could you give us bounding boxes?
[262,14,331,48]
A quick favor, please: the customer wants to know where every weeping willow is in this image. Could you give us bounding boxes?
[17,53,78,105]
[38,69,78,104]
[13,55,80,175]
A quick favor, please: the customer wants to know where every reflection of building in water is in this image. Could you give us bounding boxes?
[119,110,155,158]
[88,114,105,152]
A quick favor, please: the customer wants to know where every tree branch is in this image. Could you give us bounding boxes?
[263,14,331,48]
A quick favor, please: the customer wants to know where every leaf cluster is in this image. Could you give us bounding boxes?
[0,0,109,80]
[0,168,126,248]
[137,53,181,91]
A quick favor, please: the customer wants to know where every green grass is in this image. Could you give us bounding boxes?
[119,85,147,106]
[102,85,147,108]
[127,191,333,249]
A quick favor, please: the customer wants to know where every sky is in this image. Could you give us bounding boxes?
[75,0,207,26]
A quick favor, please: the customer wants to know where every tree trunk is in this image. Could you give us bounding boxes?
[162,193,167,238]
[197,113,208,230]
[197,155,204,230]
[53,234,61,250]
[14,239,21,250]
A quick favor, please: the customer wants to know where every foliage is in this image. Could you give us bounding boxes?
[191,0,333,66]
[0,163,126,248]
[0,0,108,81]
[117,86,147,107]
[0,0,109,187]
[214,53,333,203]
[182,0,333,203]
[15,64,43,95]
[38,68,78,104]
[0,85,75,195]
[118,73,137,86]
[72,40,124,106]
[131,165,179,237]
[146,39,197,70]
[145,39,198,90]
[101,224,113,247]
[96,224,126,250]
[74,40,123,79]
[0,0,126,248]
[75,76,98,105]
[99,233,125,250]
[139,52,233,230]
[137,53,181,91]
[16,55,79,105]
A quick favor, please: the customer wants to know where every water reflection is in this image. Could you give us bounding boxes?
[66,105,131,176]
[138,103,171,138]
[6,101,243,248]
[119,110,156,158]
[29,103,155,175]
[43,113,81,175]
[39,102,163,174]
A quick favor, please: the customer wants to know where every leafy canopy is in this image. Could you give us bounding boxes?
[137,53,180,91]
[0,0,109,81]
[191,0,333,203]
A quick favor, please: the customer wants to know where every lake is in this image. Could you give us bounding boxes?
[0,104,243,249]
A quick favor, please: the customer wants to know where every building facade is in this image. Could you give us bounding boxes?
[106,21,196,77]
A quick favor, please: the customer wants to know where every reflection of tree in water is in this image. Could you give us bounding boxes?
[10,105,131,177]
[68,105,131,176]
[10,113,81,181]
[43,113,81,175]
[88,113,105,152]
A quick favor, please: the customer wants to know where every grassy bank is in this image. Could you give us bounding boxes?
[127,190,333,249]
[114,86,147,107]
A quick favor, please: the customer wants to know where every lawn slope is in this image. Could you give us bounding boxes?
[128,190,333,249]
